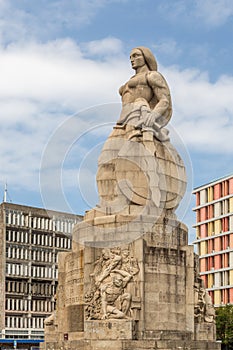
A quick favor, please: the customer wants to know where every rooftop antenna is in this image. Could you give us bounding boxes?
[3,182,12,203]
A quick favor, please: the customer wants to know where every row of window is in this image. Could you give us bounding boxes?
[6,247,58,263]
[196,199,231,221]
[5,281,56,296]
[5,298,54,313]
[209,288,233,306]
[31,234,71,248]
[5,316,45,329]
[32,234,53,246]
[6,230,72,249]
[196,217,233,238]
[198,235,231,254]
[202,270,230,288]
[5,334,44,339]
[5,209,78,234]
[6,281,29,294]
[6,264,58,279]
[196,179,233,206]
[6,230,30,244]
[32,266,57,279]
[200,252,233,271]
[31,282,56,296]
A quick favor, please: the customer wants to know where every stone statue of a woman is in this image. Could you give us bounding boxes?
[117,46,172,142]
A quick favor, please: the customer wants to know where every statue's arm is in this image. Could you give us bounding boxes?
[147,71,171,122]
[100,285,108,319]
[97,255,121,284]
[113,269,132,285]
[119,84,126,96]
[113,269,131,278]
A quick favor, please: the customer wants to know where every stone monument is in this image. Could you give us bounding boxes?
[42,47,221,349]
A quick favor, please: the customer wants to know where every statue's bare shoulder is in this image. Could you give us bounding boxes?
[146,71,169,90]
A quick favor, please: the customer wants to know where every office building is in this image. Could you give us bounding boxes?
[193,174,233,306]
[0,202,82,349]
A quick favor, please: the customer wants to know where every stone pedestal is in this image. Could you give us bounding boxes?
[42,215,220,350]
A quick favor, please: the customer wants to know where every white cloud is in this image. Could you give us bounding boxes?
[163,65,233,153]
[0,37,129,197]
[0,38,128,105]
[81,37,124,57]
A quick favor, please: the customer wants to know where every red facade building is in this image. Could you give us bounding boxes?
[193,174,233,306]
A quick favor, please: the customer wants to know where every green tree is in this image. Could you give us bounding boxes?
[216,304,233,349]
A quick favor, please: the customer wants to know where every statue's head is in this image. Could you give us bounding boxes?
[113,275,123,287]
[130,46,157,71]
[102,248,110,259]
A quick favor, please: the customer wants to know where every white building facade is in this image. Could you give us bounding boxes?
[0,202,82,344]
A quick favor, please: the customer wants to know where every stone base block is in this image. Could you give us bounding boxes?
[190,340,221,350]
[195,322,216,341]
[122,339,221,350]
[140,330,192,341]
[44,325,59,343]
[84,319,136,340]
[42,338,221,350]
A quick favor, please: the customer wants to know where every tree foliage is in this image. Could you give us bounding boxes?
[216,304,233,348]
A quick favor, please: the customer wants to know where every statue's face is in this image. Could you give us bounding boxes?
[130,49,145,70]
[114,277,123,287]
[122,250,129,258]
[102,249,110,259]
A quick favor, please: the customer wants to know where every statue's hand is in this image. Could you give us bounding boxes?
[135,107,159,130]
[143,111,160,129]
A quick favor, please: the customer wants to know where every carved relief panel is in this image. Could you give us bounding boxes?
[85,246,140,320]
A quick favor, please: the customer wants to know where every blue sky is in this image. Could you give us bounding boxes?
[1,0,233,242]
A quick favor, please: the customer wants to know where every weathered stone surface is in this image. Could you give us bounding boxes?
[84,320,136,340]
[96,128,186,213]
